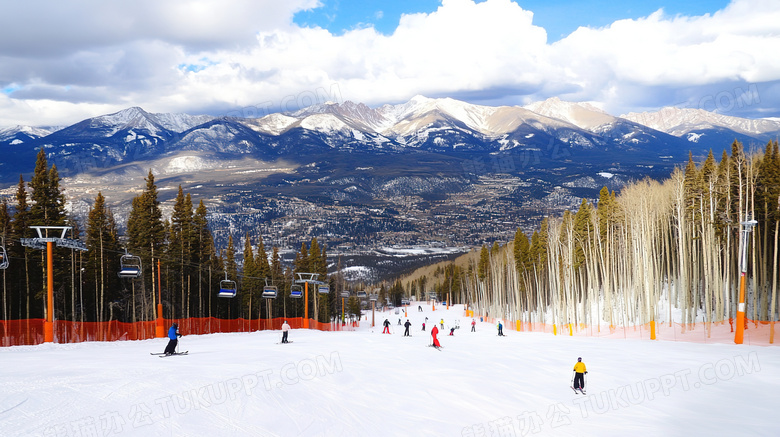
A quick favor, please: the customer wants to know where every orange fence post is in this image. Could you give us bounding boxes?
[155,259,165,338]
[735,272,747,344]
[650,320,656,340]
[553,324,557,336]
[304,282,309,329]
[568,323,573,336]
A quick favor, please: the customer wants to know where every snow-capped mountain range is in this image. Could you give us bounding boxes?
[1,96,777,181]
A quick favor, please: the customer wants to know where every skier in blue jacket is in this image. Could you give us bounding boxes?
[163,323,181,355]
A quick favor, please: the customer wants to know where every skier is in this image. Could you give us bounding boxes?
[163,323,181,355]
[382,318,391,334]
[573,357,587,393]
[404,319,412,336]
[398,318,402,326]
[449,327,455,336]
[418,305,423,312]
[431,324,441,349]
[497,321,504,336]
[281,320,291,343]
[440,319,444,330]
[422,322,426,331]
[471,319,476,332]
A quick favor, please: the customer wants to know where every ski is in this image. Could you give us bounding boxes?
[159,351,188,357]
[150,352,167,355]
[579,389,586,395]
[276,341,294,344]
[571,386,579,394]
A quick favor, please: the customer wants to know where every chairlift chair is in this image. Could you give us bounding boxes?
[340,289,350,298]
[262,285,278,299]
[219,272,237,298]
[356,290,367,299]
[369,293,378,302]
[118,251,142,278]
[290,284,303,298]
[318,285,330,294]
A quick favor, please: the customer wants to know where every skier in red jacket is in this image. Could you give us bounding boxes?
[431,325,441,348]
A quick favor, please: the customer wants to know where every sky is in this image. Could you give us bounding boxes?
[0,0,778,127]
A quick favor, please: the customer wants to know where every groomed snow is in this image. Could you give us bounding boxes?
[1,304,777,437]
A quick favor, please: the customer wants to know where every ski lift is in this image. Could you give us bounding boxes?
[318,285,330,294]
[118,250,142,278]
[401,298,410,306]
[0,237,8,269]
[290,284,303,298]
[340,289,350,298]
[369,293,378,302]
[356,290,367,299]
[219,272,237,298]
[263,279,278,299]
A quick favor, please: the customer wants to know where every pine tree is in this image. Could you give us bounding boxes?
[126,170,166,319]
[27,149,67,228]
[224,235,238,319]
[478,245,489,281]
[294,242,310,273]
[0,199,10,323]
[11,175,33,320]
[255,236,271,281]
[572,198,594,270]
[242,233,260,319]
[192,199,213,318]
[169,186,195,318]
[86,192,120,322]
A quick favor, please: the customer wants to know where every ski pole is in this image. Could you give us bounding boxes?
[570,371,575,388]
[585,373,588,391]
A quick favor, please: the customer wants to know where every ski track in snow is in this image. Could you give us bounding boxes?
[1,304,778,436]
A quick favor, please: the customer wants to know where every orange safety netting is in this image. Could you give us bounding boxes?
[468,313,778,346]
[0,317,360,347]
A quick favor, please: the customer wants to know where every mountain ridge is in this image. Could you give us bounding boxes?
[1,95,774,183]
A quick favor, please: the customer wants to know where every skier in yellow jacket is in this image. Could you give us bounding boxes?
[572,357,587,393]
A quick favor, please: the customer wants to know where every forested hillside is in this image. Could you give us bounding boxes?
[402,140,780,332]
[0,149,344,324]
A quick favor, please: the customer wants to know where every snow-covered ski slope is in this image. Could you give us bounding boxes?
[1,304,777,437]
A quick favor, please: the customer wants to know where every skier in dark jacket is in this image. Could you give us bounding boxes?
[403,319,412,336]
[163,323,181,355]
[382,319,391,334]
[497,321,504,336]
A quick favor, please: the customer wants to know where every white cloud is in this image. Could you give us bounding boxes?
[1,0,779,126]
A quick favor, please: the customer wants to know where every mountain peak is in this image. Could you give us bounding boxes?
[621,107,780,136]
[524,97,613,130]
